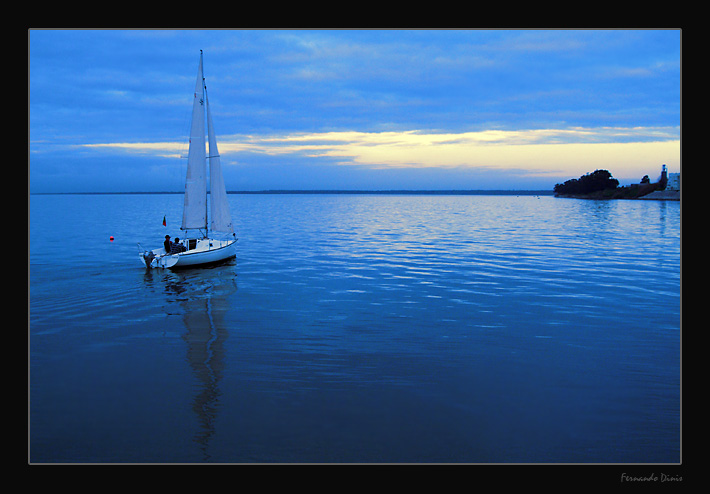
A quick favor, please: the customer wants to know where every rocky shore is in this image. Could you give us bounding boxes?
[556,189,679,200]
[638,190,680,200]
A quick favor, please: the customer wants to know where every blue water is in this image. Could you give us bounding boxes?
[29,193,681,463]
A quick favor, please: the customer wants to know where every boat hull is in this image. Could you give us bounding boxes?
[139,238,237,269]
[171,240,237,268]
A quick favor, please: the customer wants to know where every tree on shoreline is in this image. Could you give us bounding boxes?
[554,169,619,195]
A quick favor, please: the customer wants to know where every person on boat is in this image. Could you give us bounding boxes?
[164,235,172,253]
[170,237,187,254]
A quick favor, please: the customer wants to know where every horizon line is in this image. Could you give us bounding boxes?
[30,189,555,196]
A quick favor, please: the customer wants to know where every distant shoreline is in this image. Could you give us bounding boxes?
[31,189,555,196]
[555,190,680,201]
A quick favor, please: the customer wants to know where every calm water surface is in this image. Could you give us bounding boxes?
[29,193,681,463]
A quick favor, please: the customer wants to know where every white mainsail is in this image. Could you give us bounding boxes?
[182,53,207,230]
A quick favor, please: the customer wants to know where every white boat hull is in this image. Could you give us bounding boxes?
[139,238,237,269]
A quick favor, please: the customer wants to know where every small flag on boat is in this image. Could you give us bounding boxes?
[162,215,166,226]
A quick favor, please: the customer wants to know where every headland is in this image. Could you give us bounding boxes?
[554,166,679,201]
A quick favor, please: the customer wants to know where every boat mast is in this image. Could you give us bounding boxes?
[201,50,209,237]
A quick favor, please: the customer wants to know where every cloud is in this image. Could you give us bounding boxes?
[80,141,186,159]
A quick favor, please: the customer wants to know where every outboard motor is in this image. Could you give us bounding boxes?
[142,250,155,268]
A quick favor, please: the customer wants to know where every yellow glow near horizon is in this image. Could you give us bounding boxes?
[231,128,680,179]
[82,127,681,180]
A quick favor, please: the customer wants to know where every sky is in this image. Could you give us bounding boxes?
[29,29,681,192]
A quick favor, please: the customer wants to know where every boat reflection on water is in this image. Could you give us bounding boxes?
[144,260,237,460]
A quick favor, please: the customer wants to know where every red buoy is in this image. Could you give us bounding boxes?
[110,236,114,242]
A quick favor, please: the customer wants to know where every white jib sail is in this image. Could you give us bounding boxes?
[206,88,234,234]
[182,54,207,231]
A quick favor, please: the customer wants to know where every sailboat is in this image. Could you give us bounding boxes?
[139,51,237,269]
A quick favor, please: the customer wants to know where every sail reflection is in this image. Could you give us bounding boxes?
[155,263,237,460]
